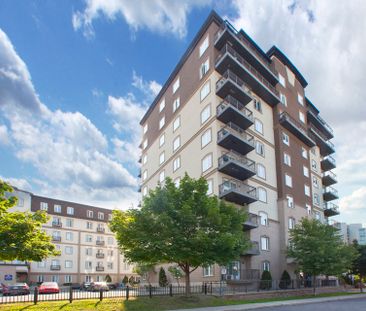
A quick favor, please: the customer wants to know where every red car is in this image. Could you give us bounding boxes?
[2,283,30,296]
[38,282,60,294]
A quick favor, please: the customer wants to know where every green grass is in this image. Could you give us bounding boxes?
[1,292,363,311]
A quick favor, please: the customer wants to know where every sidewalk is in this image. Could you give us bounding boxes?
[168,292,366,311]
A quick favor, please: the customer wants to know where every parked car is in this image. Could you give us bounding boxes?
[2,283,30,296]
[38,282,60,294]
[107,282,118,290]
[89,282,109,291]
[63,283,81,290]
[81,282,92,291]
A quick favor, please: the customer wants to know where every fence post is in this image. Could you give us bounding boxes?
[34,286,39,305]
[149,285,152,298]
[210,282,212,294]
[169,284,173,297]
[99,288,103,301]
[204,283,207,295]
[69,286,73,303]
[126,285,129,300]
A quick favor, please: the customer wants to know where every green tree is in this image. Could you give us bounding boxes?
[288,218,357,294]
[168,266,184,286]
[159,267,168,287]
[110,174,249,295]
[122,275,129,285]
[133,263,155,285]
[351,241,366,289]
[259,270,272,290]
[0,181,59,261]
[279,270,291,289]
[105,274,112,282]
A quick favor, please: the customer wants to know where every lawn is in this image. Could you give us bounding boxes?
[1,292,362,311]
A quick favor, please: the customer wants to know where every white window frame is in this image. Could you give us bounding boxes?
[202,154,213,173]
[257,164,266,180]
[143,124,148,134]
[200,59,210,79]
[255,141,265,157]
[282,132,290,146]
[203,265,214,277]
[261,236,270,251]
[301,147,308,159]
[288,217,295,230]
[279,73,286,87]
[262,261,270,272]
[173,116,180,132]
[287,195,294,208]
[254,119,264,134]
[173,136,181,152]
[159,116,165,130]
[201,128,212,148]
[284,153,291,166]
[285,174,293,188]
[67,206,74,215]
[200,104,211,124]
[54,204,62,213]
[159,99,165,112]
[142,154,147,165]
[159,134,165,147]
[304,185,311,197]
[299,111,305,123]
[259,211,268,226]
[173,78,180,94]
[173,157,181,172]
[142,170,148,181]
[65,246,73,255]
[207,179,213,195]
[303,166,309,177]
[65,260,73,269]
[142,139,148,150]
[199,36,209,57]
[173,97,180,112]
[280,93,287,106]
[87,210,93,218]
[159,171,165,184]
[254,99,262,112]
[298,93,304,106]
[40,202,48,211]
[159,152,165,165]
[258,187,267,203]
[200,80,211,102]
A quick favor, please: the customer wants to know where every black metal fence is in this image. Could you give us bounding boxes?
[0,280,340,305]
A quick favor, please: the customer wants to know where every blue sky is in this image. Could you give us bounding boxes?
[0,0,365,225]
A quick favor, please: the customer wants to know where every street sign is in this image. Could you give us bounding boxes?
[4,274,13,281]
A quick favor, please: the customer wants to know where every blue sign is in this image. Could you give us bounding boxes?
[4,274,13,281]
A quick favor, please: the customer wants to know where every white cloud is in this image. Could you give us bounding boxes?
[0,124,9,145]
[230,0,366,224]
[132,70,162,100]
[72,0,211,39]
[0,176,32,191]
[0,28,137,207]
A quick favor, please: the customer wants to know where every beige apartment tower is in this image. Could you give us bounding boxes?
[139,11,338,285]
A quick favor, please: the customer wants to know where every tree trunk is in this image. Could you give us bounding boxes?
[312,275,316,295]
[184,267,191,296]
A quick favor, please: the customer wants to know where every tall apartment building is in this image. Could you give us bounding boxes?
[1,188,136,285]
[139,11,338,284]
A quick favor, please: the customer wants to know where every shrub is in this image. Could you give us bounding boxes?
[105,274,112,283]
[159,267,168,287]
[259,270,272,290]
[279,270,291,289]
[122,275,129,285]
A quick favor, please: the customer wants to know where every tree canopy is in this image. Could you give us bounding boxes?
[352,240,366,279]
[0,180,59,261]
[110,174,249,293]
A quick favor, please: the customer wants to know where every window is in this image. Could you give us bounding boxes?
[143,124,148,134]
[284,153,291,166]
[299,111,305,123]
[303,166,309,177]
[255,141,265,156]
[254,119,263,134]
[288,217,295,230]
[262,261,270,272]
[108,237,114,245]
[202,154,213,173]
[142,170,148,181]
[17,198,24,207]
[287,195,294,208]
[37,275,44,283]
[159,152,165,165]
[297,93,304,106]
[65,260,73,268]
[173,97,180,112]
[173,136,181,152]
[40,202,48,211]
[142,154,147,165]
[159,171,165,184]
[282,132,290,146]
[85,275,92,282]
[258,187,267,203]
[304,185,311,197]
[203,265,213,277]
[257,164,266,179]
[142,139,148,150]
[98,212,104,220]
[86,248,92,256]
[85,261,92,269]
[201,128,212,148]
[200,59,210,79]
[173,157,181,172]
[200,104,211,124]
[159,134,165,147]
[86,235,92,242]
[259,212,268,226]
[37,261,46,268]
[280,93,287,106]
[173,78,180,94]
[108,214,112,221]
[53,216,61,225]
[207,179,213,195]
[200,81,210,101]
[174,177,181,188]
[67,206,74,215]
[315,211,321,220]
[261,236,270,251]
[313,176,319,188]
[65,246,73,255]
[51,275,59,283]
[107,262,113,270]
[86,222,93,229]
[108,250,114,257]
[311,159,317,171]
[142,187,147,197]
[65,275,72,283]
[306,204,312,215]
[285,174,292,187]
[66,219,73,227]
[199,36,209,57]
[54,204,61,213]
[87,210,93,218]
[313,193,320,205]
[301,147,308,159]
[279,73,286,87]
[254,99,262,112]
[159,99,165,112]
[66,232,73,241]
[159,116,165,129]
[173,116,180,132]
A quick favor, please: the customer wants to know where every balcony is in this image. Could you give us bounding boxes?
[217,95,254,130]
[96,240,105,246]
[50,265,61,271]
[52,236,61,242]
[215,44,280,106]
[226,269,260,283]
[218,151,256,181]
[323,186,339,201]
[96,266,105,272]
[217,122,255,155]
[243,213,259,231]
[96,227,105,233]
[309,127,335,156]
[324,202,340,217]
[322,171,337,186]
[307,110,334,140]
[137,170,141,178]
[242,241,260,256]
[52,221,62,228]
[216,70,253,105]
[321,155,336,171]
[219,179,257,205]
[279,112,315,147]
[214,22,278,85]
[96,252,105,259]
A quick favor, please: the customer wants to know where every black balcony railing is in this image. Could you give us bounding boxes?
[50,265,61,271]
[309,126,335,156]
[52,222,62,228]
[219,179,257,205]
[243,213,259,230]
[96,266,105,272]
[52,236,61,242]
[96,227,105,233]
[323,202,340,217]
[218,151,256,180]
[323,186,339,201]
[321,155,336,171]
[96,253,105,259]
[307,110,334,139]
[243,241,260,256]
[96,240,105,246]
[322,171,337,186]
